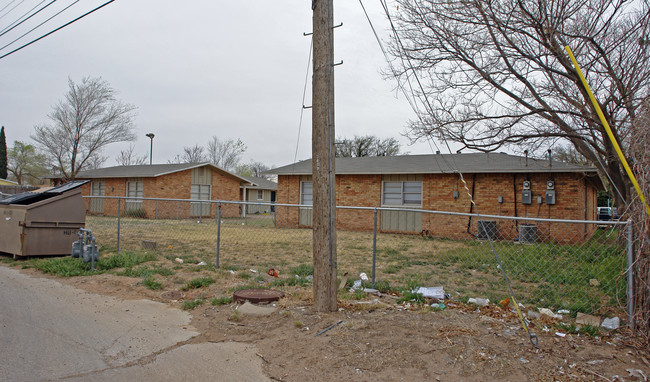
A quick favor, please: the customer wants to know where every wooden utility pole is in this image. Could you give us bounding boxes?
[312,0,337,312]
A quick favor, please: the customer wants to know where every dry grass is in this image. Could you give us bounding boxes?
[84,215,626,314]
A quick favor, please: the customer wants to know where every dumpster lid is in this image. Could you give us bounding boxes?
[0,180,88,205]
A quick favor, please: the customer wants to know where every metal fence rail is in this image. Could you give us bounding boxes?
[83,196,631,318]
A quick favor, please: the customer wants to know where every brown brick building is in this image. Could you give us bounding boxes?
[75,163,253,218]
[268,153,603,242]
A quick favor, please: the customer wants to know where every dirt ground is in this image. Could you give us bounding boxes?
[9,265,648,382]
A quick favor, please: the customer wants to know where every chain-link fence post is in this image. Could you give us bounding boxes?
[627,220,635,328]
[372,207,378,289]
[155,200,159,219]
[215,202,222,269]
[117,197,121,254]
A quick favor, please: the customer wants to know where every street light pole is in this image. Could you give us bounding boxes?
[146,133,155,165]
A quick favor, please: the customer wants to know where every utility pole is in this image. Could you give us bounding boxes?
[312,0,337,312]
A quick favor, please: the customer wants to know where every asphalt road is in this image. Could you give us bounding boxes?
[0,266,268,381]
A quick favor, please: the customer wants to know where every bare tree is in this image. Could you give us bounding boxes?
[178,144,206,163]
[206,136,246,171]
[116,144,148,166]
[7,141,49,185]
[235,160,272,178]
[389,0,650,208]
[335,135,402,157]
[32,77,137,180]
[629,99,650,345]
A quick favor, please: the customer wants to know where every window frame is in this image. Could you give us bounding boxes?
[300,181,313,206]
[381,180,422,207]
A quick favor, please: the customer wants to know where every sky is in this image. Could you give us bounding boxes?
[0,0,447,170]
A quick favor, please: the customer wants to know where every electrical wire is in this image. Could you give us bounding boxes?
[0,0,80,53]
[0,0,26,22]
[293,37,313,165]
[0,0,116,60]
[0,0,56,38]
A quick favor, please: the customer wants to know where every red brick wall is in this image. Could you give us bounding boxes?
[79,167,243,219]
[276,172,599,242]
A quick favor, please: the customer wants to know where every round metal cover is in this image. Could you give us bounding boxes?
[233,288,285,304]
[160,290,185,300]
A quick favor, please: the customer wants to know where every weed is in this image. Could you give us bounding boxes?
[142,276,163,290]
[181,297,205,310]
[229,309,241,322]
[578,324,600,336]
[181,277,216,291]
[397,290,425,305]
[210,296,233,306]
[282,310,292,317]
[294,321,303,328]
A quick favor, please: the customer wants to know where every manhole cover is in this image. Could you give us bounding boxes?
[160,290,184,300]
[233,288,285,304]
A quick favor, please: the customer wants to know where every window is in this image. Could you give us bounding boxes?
[125,179,144,213]
[382,181,422,206]
[257,190,264,200]
[190,184,211,217]
[300,181,313,206]
[126,180,143,202]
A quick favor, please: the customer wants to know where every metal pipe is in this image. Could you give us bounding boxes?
[117,197,121,254]
[372,208,377,289]
[216,203,222,269]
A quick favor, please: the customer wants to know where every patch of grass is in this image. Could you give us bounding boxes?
[396,290,425,305]
[181,297,205,310]
[294,321,303,328]
[289,264,313,277]
[180,277,216,291]
[30,251,156,277]
[117,265,174,278]
[578,324,601,336]
[271,276,311,287]
[101,251,157,270]
[237,271,252,280]
[141,276,163,290]
[210,296,233,306]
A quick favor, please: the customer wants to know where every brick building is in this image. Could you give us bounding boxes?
[75,163,252,218]
[268,153,602,242]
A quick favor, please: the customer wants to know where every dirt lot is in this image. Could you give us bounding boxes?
[7,259,649,382]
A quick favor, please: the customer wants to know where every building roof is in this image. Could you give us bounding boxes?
[241,176,278,191]
[76,163,252,184]
[266,153,598,175]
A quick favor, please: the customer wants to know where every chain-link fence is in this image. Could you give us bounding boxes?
[84,196,631,316]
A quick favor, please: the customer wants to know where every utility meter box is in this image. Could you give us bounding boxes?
[545,190,556,205]
[522,190,532,204]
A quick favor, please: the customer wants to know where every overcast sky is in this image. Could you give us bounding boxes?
[0,0,447,169]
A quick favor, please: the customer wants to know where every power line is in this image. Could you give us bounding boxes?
[0,0,115,60]
[0,0,81,53]
[293,37,313,165]
[0,0,56,38]
[0,0,25,22]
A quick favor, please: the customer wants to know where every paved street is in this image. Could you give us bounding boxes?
[0,266,268,381]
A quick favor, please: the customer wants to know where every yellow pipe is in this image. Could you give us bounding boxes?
[565,45,650,217]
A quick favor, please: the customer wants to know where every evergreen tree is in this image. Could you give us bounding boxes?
[0,126,7,179]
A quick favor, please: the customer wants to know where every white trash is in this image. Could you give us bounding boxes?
[414,287,445,300]
[468,297,489,306]
[601,316,620,330]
